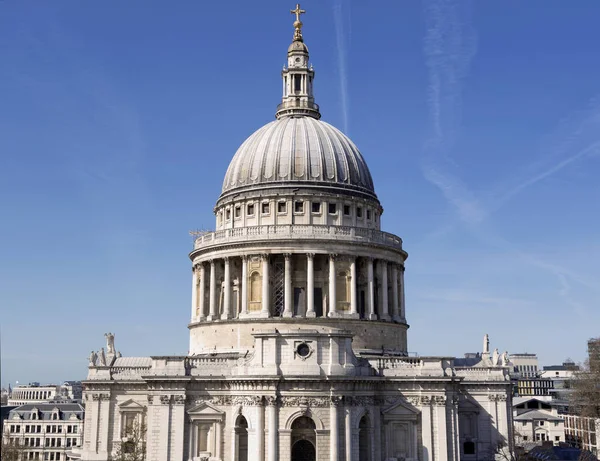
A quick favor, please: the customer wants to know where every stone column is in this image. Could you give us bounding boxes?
[283,254,293,317]
[391,264,400,321]
[208,260,217,321]
[328,254,338,317]
[257,401,265,461]
[380,260,390,321]
[400,265,406,320]
[261,254,270,317]
[330,397,341,461]
[367,258,377,320]
[240,256,248,317]
[350,257,358,318]
[266,397,278,461]
[221,257,231,320]
[191,265,198,322]
[306,253,316,317]
[215,421,222,459]
[345,406,352,461]
[199,264,206,320]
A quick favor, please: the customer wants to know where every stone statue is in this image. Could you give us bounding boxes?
[117,351,122,358]
[88,350,97,367]
[483,334,490,354]
[502,351,510,366]
[98,347,107,366]
[492,348,499,366]
[105,332,115,355]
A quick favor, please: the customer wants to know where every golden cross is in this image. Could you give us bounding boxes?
[291,4,306,23]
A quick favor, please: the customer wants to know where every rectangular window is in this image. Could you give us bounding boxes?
[247,203,255,216]
[225,209,231,220]
[356,206,363,218]
[343,205,350,216]
[234,206,241,218]
[311,202,321,213]
[366,209,372,220]
[294,201,304,213]
[294,75,301,93]
[261,202,270,214]
[328,203,337,214]
[555,436,560,441]
[277,202,287,213]
[73,425,77,434]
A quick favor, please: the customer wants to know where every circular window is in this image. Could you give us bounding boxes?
[297,343,310,358]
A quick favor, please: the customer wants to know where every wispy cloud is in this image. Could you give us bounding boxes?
[332,0,351,134]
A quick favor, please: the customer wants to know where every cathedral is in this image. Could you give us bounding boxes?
[78,5,513,461]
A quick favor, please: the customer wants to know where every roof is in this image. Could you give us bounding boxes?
[9,403,84,421]
[221,116,376,199]
[513,410,563,422]
[113,357,152,367]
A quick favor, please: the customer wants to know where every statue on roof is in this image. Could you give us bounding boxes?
[502,351,510,366]
[483,334,490,354]
[492,348,500,366]
[88,350,97,367]
[105,332,115,355]
[98,347,107,366]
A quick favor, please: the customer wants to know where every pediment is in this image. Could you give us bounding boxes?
[382,399,420,417]
[11,413,22,420]
[118,399,146,411]
[187,401,225,418]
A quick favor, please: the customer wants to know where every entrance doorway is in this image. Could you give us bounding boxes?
[235,415,248,461]
[291,416,316,461]
[291,440,316,461]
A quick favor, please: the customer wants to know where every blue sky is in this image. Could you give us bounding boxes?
[1,0,599,387]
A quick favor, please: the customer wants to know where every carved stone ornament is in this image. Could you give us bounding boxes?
[489,393,507,402]
[92,393,108,402]
[173,395,186,405]
[330,396,344,407]
[232,395,263,406]
[159,395,171,405]
[280,396,329,408]
[432,395,447,406]
[210,396,232,406]
[345,396,377,406]
[147,395,154,405]
[264,396,278,407]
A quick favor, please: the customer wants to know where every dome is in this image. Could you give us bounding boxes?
[221,116,376,199]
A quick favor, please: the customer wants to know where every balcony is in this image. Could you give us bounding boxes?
[192,224,403,251]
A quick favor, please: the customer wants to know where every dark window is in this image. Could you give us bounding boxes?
[357,207,363,218]
[294,201,304,213]
[343,205,350,215]
[234,206,241,218]
[464,441,475,455]
[328,203,337,214]
[261,203,270,214]
[366,209,372,220]
[311,202,321,213]
[294,75,301,93]
[278,202,287,213]
[226,209,231,220]
[247,204,255,216]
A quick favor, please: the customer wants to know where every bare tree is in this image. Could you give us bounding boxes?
[570,337,600,418]
[113,420,146,461]
[0,439,26,461]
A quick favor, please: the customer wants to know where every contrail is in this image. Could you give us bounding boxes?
[333,0,350,134]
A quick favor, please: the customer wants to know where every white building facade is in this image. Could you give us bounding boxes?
[78,5,513,461]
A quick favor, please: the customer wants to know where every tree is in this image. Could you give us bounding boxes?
[570,337,600,418]
[0,439,26,461]
[113,420,146,461]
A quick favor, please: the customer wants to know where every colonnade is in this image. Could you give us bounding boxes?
[10,390,53,400]
[191,253,406,323]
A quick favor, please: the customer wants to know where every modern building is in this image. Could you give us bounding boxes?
[511,354,540,379]
[564,415,599,457]
[8,382,83,407]
[2,403,84,461]
[76,5,513,461]
[541,362,579,402]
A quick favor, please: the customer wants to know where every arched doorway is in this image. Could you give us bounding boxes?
[235,415,248,461]
[291,416,316,461]
[358,414,371,461]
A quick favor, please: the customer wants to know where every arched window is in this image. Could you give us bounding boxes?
[359,415,371,461]
[291,417,316,461]
[235,415,248,461]
[250,272,261,303]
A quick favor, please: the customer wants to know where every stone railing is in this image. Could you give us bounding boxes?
[193,224,403,251]
[454,367,511,381]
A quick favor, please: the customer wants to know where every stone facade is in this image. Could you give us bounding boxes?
[76,5,513,461]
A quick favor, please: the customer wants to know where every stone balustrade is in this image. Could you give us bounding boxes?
[193,224,403,251]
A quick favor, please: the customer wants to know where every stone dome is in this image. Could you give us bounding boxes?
[221,116,377,199]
